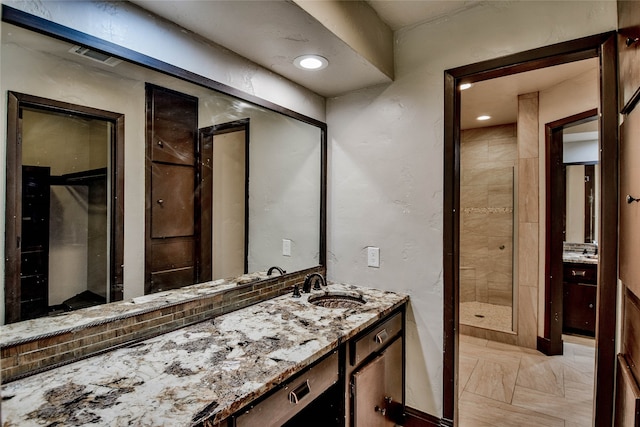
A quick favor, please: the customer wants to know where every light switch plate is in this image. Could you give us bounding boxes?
[283,239,291,257]
[367,247,380,268]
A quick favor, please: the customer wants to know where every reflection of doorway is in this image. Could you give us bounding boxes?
[443,33,618,426]
[4,92,124,323]
[546,110,599,352]
[199,119,250,280]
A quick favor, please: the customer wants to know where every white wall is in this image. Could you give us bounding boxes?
[327,1,615,417]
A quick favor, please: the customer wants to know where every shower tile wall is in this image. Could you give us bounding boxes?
[460,125,517,307]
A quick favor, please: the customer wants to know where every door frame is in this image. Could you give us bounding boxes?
[443,33,618,426]
[4,92,125,323]
[544,108,599,355]
[198,119,251,279]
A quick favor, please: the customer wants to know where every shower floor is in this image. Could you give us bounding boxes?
[460,301,513,332]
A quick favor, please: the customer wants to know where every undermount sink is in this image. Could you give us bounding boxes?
[308,292,366,309]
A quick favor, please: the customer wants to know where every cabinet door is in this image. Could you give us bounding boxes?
[151,163,195,238]
[149,86,197,165]
[618,0,640,112]
[352,338,402,427]
[563,283,596,335]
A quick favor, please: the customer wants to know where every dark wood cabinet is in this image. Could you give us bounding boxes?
[20,166,50,320]
[563,262,597,336]
[146,84,200,293]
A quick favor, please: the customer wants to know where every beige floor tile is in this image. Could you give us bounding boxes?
[459,354,479,396]
[511,382,593,426]
[460,334,595,426]
[459,390,565,427]
[516,354,564,397]
[465,357,519,403]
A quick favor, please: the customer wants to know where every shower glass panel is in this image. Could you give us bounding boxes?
[459,126,516,333]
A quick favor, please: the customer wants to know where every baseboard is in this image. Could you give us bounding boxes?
[537,336,551,355]
[403,406,442,427]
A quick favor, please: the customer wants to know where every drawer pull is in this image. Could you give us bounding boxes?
[289,380,310,404]
[375,329,389,344]
[589,303,594,308]
[571,270,586,277]
[157,140,163,147]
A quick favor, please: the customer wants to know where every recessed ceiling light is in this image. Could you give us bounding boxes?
[477,115,491,121]
[294,55,329,71]
[459,83,472,90]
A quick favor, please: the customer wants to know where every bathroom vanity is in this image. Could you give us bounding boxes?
[563,256,598,337]
[1,282,407,426]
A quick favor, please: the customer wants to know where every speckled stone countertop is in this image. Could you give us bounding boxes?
[562,252,598,265]
[1,283,407,426]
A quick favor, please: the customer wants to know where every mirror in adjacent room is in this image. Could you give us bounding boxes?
[2,21,323,324]
[563,117,599,244]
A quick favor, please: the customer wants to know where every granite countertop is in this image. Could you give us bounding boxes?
[1,283,408,426]
[562,252,599,265]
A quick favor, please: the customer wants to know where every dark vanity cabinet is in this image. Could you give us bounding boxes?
[347,310,404,427]
[145,84,200,293]
[563,263,597,336]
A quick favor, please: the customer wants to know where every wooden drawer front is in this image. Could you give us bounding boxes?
[151,239,194,272]
[151,163,195,238]
[563,263,597,284]
[351,312,402,366]
[149,86,197,166]
[563,282,596,335]
[150,267,195,292]
[234,352,339,427]
[615,354,640,427]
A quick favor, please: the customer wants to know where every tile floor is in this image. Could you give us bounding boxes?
[458,334,596,426]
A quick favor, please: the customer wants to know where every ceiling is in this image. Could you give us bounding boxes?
[127,1,599,127]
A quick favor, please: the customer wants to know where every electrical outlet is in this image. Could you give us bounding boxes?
[282,239,291,257]
[367,247,380,268]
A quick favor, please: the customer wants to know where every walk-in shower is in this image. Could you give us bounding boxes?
[459,124,516,334]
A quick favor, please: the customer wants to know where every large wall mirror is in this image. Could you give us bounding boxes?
[563,116,599,244]
[2,17,325,325]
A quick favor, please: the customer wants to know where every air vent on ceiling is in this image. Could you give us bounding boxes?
[68,45,122,67]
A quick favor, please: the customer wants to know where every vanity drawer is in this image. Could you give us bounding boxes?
[350,312,402,366]
[233,351,338,427]
[563,263,597,284]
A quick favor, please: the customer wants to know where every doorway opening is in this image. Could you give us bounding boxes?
[4,92,124,324]
[199,119,250,280]
[444,33,618,426]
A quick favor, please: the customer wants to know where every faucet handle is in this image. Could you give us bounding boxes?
[313,277,322,291]
[292,284,301,298]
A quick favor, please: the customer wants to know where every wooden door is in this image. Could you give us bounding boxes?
[616,1,640,425]
[145,84,199,294]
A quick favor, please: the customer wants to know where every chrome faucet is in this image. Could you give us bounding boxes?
[303,273,326,292]
[267,266,286,276]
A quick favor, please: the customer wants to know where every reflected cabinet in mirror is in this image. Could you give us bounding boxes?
[2,20,325,324]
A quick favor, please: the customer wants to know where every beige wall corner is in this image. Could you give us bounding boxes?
[293,0,394,80]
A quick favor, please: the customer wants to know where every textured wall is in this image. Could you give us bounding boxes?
[327,1,616,416]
